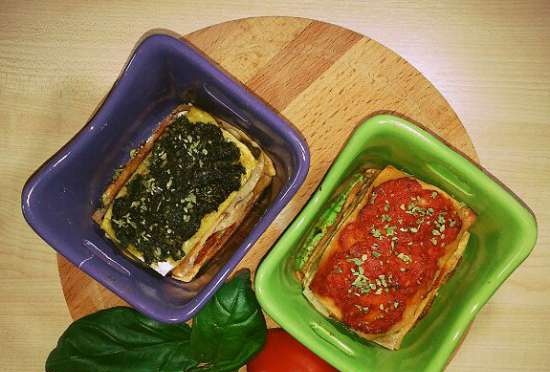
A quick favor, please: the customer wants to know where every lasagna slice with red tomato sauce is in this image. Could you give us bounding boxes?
[302,165,476,350]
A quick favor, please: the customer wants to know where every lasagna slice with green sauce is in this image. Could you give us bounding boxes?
[93,105,275,282]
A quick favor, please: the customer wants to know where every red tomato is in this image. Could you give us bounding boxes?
[247,328,337,372]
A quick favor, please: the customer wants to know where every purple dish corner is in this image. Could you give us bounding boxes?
[21,34,310,323]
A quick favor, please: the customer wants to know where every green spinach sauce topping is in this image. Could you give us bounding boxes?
[111,115,245,265]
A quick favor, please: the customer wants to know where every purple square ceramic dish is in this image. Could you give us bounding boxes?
[21,34,309,323]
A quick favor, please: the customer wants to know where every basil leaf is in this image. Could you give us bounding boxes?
[46,307,196,372]
[45,270,266,372]
[189,270,267,371]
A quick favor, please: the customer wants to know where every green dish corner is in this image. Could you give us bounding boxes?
[255,114,537,372]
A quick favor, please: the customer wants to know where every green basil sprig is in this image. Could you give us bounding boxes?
[46,270,266,372]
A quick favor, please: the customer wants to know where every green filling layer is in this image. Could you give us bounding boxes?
[111,115,245,265]
[294,173,364,271]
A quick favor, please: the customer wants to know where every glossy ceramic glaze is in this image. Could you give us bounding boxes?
[21,34,309,323]
[255,115,537,371]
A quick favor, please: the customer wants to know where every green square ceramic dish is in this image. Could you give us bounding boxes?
[255,114,537,372]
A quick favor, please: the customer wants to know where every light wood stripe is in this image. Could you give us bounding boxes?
[186,17,311,83]
[246,21,363,111]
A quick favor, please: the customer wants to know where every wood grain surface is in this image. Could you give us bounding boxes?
[2,2,549,372]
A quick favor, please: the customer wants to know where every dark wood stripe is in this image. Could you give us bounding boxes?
[246,21,363,111]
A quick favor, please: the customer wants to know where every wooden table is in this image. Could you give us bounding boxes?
[1,2,549,371]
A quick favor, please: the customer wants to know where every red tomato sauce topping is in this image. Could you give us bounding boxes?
[310,177,463,334]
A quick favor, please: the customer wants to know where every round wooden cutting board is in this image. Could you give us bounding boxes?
[58,17,478,322]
